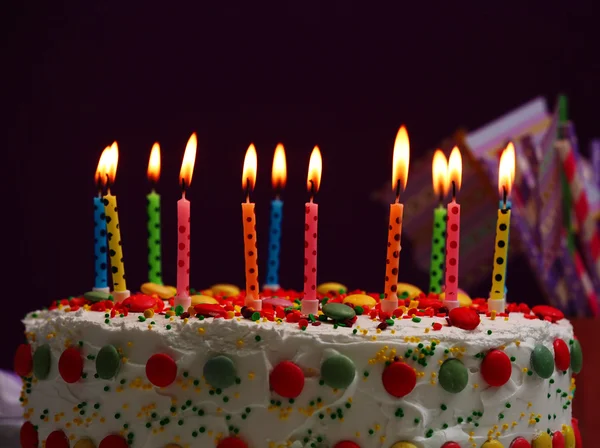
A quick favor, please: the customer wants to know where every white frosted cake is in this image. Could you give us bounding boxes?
[15,286,583,448]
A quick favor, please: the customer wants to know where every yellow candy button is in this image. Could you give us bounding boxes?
[140,283,176,299]
[439,291,472,307]
[397,283,423,299]
[343,294,376,307]
[317,282,348,295]
[562,425,575,448]
[191,295,219,305]
[74,439,96,448]
[532,432,552,448]
[211,284,240,297]
[482,441,504,448]
[390,443,417,448]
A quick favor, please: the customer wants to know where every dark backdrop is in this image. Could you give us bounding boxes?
[4,2,599,368]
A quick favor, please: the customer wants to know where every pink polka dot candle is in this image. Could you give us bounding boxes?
[174,133,198,310]
[302,146,322,316]
[242,144,261,310]
[381,126,410,313]
[443,146,462,310]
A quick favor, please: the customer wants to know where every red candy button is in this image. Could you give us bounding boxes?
[194,303,227,318]
[510,437,531,448]
[59,347,83,383]
[14,344,33,377]
[217,436,248,448]
[448,307,480,330]
[270,361,304,398]
[532,305,564,322]
[553,339,570,371]
[20,421,38,448]
[442,443,461,448]
[382,361,416,398]
[99,434,129,448]
[481,349,512,387]
[334,442,361,448]
[46,430,69,448]
[572,418,582,448]
[121,294,157,312]
[552,430,565,448]
[146,353,177,387]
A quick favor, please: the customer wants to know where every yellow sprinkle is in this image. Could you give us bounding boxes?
[473,383,479,389]
[197,328,205,335]
[371,336,377,341]
[143,309,155,318]
[527,402,532,408]
[236,339,244,348]
[490,310,497,320]
[127,341,133,347]
[390,329,396,334]
[248,372,255,380]
[355,432,360,437]
[379,436,386,443]
[515,340,521,346]
[374,424,380,431]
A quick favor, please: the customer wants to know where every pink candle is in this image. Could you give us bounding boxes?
[174,133,197,310]
[302,146,322,316]
[443,147,462,310]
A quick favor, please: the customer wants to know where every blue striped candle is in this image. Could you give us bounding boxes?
[94,196,108,289]
[265,198,283,288]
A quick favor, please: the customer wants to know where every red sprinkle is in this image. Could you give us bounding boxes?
[448,307,480,330]
[298,319,309,329]
[382,361,416,398]
[481,349,512,387]
[393,308,404,318]
[270,361,305,398]
[432,322,442,331]
[14,344,32,377]
[145,353,177,387]
[20,421,38,448]
[58,347,83,383]
[99,434,129,448]
[553,339,571,371]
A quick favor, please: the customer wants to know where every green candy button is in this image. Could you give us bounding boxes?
[33,344,51,380]
[322,303,356,321]
[531,344,554,379]
[203,355,236,389]
[439,358,468,393]
[83,291,112,302]
[321,354,355,389]
[570,339,583,374]
[96,345,121,379]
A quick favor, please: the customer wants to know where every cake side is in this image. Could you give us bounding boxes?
[16,299,582,448]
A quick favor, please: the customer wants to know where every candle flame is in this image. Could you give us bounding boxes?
[432,149,449,197]
[242,143,258,192]
[271,143,287,191]
[306,146,322,194]
[147,143,161,183]
[392,125,410,193]
[103,142,119,186]
[448,146,462,193]
[179,133,197,189]
[498,142,516,197]
[95,146,111,188]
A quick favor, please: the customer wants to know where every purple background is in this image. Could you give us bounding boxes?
[4,3,599,369]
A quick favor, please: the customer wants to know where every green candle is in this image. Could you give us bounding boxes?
[429,149,449,293]
[147,143,163,284]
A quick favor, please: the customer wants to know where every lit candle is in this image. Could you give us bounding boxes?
[264,144,287,290]
[93,148,110,292]
[242,144,261,310]
[489,142,516,313]
[429,150,449,294]
[174,133,198,310]
[443,147,462,310]
[302,146,322,316]
[381,126,410,313]
[147,143,163,285]
[102,142,129,302]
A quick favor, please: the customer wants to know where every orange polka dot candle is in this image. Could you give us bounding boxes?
[489,142,516,313]
[382,126,410,313]
[242,144,261,310]
[101,142,129,302]
[443,147,462,310]
[302,146,322,316]
[175,133,197,310]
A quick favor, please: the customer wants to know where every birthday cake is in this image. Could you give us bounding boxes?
[15,284,583,448]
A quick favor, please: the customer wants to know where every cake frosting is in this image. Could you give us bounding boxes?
[15,288,583,448]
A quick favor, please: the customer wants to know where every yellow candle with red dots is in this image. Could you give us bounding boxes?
[490,142,515,302]
[242,144,260,308]
[382,126,410,313]
[175,133,197,310]
[443,147,462,309]
[302,146,322,315]
[100,142,128,298]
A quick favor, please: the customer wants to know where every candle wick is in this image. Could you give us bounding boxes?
[452,181,456,200]
[394,179,401,204]
[502,186,508,210]
[309,179,316,203]
[245,177,251,203]
[180,178,187,193]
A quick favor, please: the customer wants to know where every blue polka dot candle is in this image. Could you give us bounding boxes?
[429,150,449,294]
[264,144,286,289]
[443,147,462,310]
[489,143,516,313]
[93,150,109,291]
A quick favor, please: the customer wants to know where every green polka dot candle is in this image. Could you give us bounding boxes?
[429,150,449,293]
[489,143,515,311]
[147,143,163,285]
